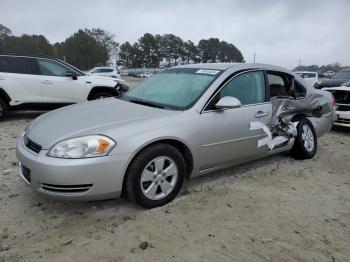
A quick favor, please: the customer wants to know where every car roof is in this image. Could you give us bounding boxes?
[0,52,56,60]
[174,62,293,74]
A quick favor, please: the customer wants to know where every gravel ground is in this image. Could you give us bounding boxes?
[0,107,349,261]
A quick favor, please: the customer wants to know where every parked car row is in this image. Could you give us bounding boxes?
[309,69,350,128]
[0,53,130,121]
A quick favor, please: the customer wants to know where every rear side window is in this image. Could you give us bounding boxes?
[0,56,33,74]
[37,59,69,76]
[267,73,288,97]
[268,72,306,99]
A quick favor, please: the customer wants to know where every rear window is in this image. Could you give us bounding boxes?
[0,56,33,74]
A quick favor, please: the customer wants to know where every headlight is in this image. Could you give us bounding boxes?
[48,135,116,159]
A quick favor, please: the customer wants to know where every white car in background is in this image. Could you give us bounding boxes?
[88,67,121,78]
[322,83,350,127]
[323,71,336,77]
[295,71,318,87]
[0,53,129,121]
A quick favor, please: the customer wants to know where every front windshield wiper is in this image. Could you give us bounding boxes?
[125,98,169,109]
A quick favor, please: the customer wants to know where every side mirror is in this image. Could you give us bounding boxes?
[215,96,242,109]
[66,71,77,80]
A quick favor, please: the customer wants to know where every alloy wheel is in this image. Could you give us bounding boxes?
[301,124,315,152]
[140,156,178,200]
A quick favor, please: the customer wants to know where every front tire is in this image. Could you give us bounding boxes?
[0,97,9,121]
[291,118,317,159]
[125,143,186,208]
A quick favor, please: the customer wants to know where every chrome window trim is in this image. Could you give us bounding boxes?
[202,101,271,114]
[201,69,266,113]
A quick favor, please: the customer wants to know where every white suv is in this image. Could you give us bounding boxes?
[0,54,129,121]
[88,67,121,78]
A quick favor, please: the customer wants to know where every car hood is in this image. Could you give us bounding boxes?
[25,98,178,149]
[318,78,348,87]
[83,75,125,86]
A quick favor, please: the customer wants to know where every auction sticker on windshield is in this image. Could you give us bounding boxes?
[195,69,220,75]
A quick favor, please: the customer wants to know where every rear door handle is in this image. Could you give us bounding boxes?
[255,111,269,118]
[40,80,53,84]
[0,77,5,80]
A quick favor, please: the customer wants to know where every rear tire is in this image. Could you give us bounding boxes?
[125,143,186,208]
[91,92,115,100]
[291,118,317,159]
[0,97,9,121]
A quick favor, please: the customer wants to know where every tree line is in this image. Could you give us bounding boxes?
[0,24,117,70]
[119,33,244,68]
[0,24,244,70]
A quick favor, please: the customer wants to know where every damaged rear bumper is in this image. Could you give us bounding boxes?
[308,111,335,136]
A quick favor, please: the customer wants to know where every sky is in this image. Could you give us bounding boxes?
[1,0,349,69]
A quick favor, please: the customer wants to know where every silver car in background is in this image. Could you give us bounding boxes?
[16,63,334,208]
[88,66,121,78]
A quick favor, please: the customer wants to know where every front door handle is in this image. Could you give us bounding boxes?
[282,106,292,111]
[255,111,269,118]
[0,77,5,80]
[40,80,53,84]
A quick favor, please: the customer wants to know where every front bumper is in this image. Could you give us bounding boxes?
[16,136,130,201]
[334,110,350,127]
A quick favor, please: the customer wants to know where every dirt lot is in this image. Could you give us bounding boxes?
[1,108,350,261]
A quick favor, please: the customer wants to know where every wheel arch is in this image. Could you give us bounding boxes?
[0,88,11,103]
[87,86,119,100]
[291,113,308,122]
[121,138,195,196]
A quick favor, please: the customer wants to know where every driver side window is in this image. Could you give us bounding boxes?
[37,59,70,77]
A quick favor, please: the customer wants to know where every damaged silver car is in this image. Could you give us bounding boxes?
[16,63,334,208]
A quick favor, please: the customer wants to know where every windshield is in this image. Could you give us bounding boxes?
[122,68,222,110]
[332,70,350,79]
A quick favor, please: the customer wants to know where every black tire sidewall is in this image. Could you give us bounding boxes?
[0,98,9,121]
[292,118,317,159]
[126,144,186,208]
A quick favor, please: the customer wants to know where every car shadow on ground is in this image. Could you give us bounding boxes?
[332,126,350,134]
[21,152,288,214]
[3,111,45,122]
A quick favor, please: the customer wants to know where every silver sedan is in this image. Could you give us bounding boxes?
[16,63,334,208]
